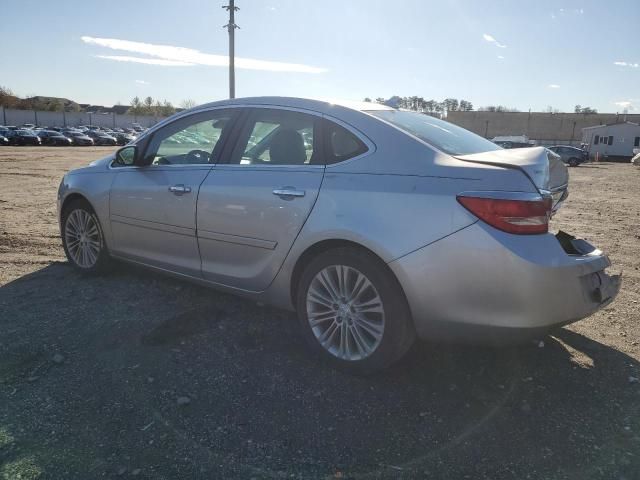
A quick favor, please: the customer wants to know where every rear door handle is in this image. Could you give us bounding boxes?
[168,184,192,195]
[272,187,305,198]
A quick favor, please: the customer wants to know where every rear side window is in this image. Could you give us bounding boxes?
[324,121,368,164]
[367,109,501,156]
[231,109,319,166]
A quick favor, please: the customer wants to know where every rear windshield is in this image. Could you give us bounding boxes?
[367,110,501,156]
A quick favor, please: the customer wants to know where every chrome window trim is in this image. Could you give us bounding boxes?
[111,103,377,169]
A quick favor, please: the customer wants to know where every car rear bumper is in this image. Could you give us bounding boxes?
[388,222,621,345]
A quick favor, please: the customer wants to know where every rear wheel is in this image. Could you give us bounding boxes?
[296,247,416,374]
[61,199,111,273]
[568,157,579,167]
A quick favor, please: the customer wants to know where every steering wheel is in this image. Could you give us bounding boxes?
[185,149,210,164]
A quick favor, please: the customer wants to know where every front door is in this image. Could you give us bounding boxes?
[197,107,324,291]
[109,109,237,276]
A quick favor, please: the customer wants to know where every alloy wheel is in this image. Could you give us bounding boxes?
[306,265,385,361]
[64,209,102,268]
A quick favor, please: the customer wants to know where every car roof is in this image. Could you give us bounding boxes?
[193,96,394,115]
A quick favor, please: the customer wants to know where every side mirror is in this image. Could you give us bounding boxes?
[115,145,138,166]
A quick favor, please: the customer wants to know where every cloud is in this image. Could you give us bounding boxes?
[614,61,639,68]
[614,100,637,111]
[497,55,505,60]
[95,55,195,66]
[82,36,327,73]
[551,8,583,20]
[548,84,560,89]
[482,33,507,48]
[135,79,150,85]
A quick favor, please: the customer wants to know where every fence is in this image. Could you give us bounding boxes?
[0,107,167,129]
[446,111,640,145]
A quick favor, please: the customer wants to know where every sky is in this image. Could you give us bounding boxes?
[1,0,639,113]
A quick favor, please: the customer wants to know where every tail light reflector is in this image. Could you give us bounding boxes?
[457,195,552,234]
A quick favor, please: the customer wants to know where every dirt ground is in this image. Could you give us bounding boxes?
[0,147,639,480]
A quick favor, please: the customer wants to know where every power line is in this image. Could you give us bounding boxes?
[222,1,240,99]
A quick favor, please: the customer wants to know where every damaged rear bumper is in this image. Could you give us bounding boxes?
[388,223,621,345]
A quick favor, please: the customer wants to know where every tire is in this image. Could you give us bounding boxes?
[569,158,579,167]
[296,247,416,374]
[61,199,111,273]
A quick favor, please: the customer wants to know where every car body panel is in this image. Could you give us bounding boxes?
[389,221,620,342]
[197,164,324,290]
[109,165,213,276]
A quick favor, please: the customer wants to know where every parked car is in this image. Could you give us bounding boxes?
[111,132,136,146]
[57,97,620,373]
[493,140,533,149]
[84,130,117,146]
[6,129,41,146]
[21,123,36,130]
[0,135,8,146]
[38,130,74,146]
[547,145,588,167]
[631,152,640,166]
[63,132,94,146]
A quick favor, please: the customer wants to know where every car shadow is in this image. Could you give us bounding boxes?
[1,262,639,479]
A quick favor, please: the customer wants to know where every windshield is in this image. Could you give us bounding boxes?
[367,110,501,156]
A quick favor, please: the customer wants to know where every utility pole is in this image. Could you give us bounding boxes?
[223,1,239,99]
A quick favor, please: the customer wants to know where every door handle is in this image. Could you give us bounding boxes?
[168,184,192,195]
[273,187,305,198]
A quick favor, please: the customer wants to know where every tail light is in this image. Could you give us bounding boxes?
[457,194,552,234]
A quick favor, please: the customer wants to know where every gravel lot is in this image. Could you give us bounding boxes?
[1,147,639,479]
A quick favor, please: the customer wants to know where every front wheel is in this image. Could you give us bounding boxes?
[296,247,416,374]
[568,158,579,167]
[61,199,111,273]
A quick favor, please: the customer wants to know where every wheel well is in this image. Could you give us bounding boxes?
[290,239,392,307]
[61,193,92,216]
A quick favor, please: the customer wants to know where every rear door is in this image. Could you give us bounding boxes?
[197,107,324,291]
[109,109,237,276]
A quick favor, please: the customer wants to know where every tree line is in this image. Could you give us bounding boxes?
[364,96,474,114]
[127,97,198,116]
[364,96,601,115]
[128,96,176,116]
[0,85,198,116]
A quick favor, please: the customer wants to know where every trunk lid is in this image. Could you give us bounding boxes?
[456,146,569,212]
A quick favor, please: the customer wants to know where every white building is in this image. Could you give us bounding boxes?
[581,122,640,159]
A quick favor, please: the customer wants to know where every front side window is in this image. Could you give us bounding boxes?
[634,136,640,147]
[367,109,501,156]
[231,109,318,166]
[144,110,234,166]
[594,135,599,145]
[608,136,613,145]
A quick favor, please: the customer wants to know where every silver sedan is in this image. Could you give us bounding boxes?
[58,97,620,373]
